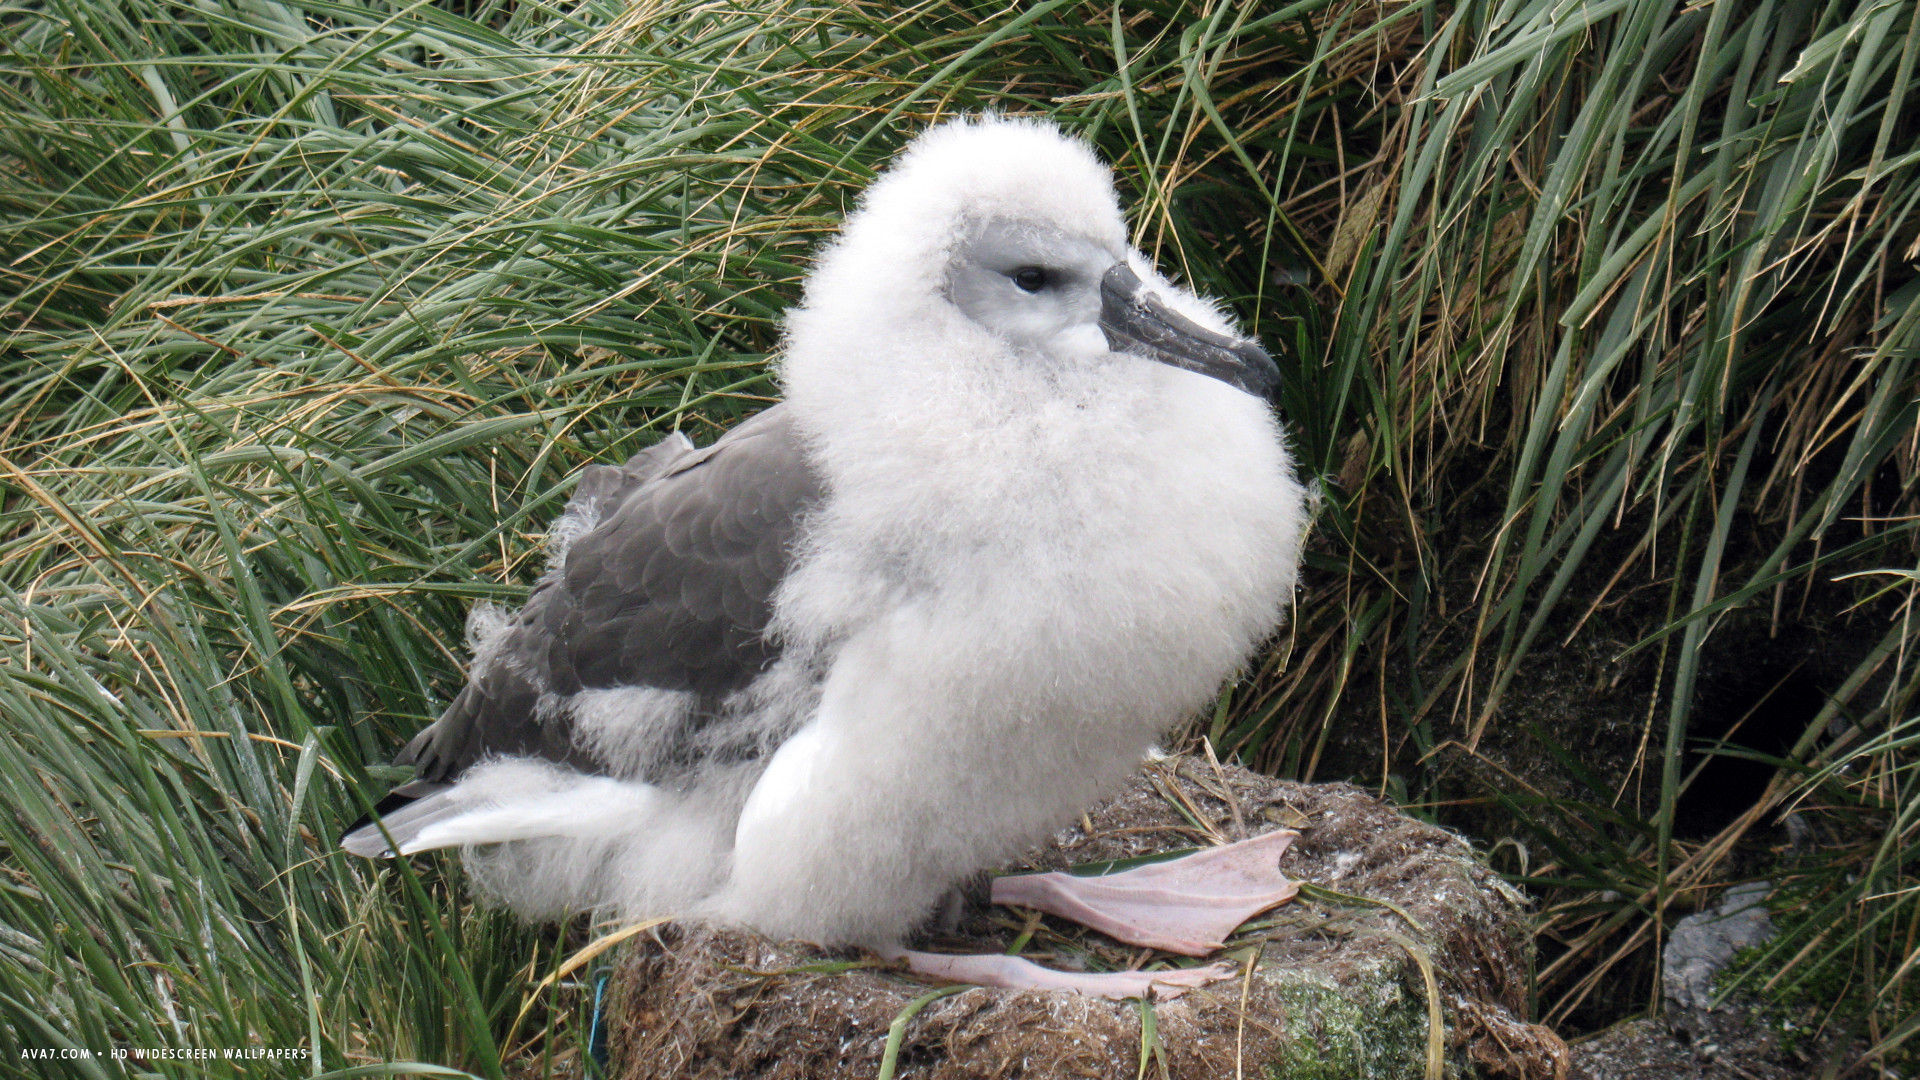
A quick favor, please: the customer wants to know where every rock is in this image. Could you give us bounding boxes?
[1663,882,1774,1012]
[607,756,1567,1079]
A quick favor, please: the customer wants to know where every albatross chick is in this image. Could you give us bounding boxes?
[343,115,1308,997]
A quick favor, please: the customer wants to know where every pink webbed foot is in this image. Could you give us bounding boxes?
[990,829,1301,956]
[885,830,1298,999]
[889,948,1235,1001]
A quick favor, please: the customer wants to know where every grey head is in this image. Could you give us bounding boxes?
[943,218,1281,398]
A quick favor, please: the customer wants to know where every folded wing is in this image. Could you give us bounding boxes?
[342,406,823,854]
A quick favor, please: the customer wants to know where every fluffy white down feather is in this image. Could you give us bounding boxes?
[381,115,1307,947]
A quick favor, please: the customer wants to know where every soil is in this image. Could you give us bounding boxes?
[1567,1005,1850,1080]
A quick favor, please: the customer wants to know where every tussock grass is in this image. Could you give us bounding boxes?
[1236,2,1920,1055]
[1,0,1914,1074]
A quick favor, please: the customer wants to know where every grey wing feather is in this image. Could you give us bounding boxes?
[393,406,823,785]
[569,430,696,507]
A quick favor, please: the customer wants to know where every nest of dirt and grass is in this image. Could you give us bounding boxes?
[607,756,1568,1079]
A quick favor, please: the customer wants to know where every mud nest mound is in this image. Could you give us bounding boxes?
[608,756,1568,1079]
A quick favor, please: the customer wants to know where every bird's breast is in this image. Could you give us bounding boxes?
[780,379,1305,734]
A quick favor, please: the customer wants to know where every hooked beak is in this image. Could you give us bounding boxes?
[1098,264,1279,399]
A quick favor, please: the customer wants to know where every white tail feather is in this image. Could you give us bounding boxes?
[340,792,467,857]
[342,768,658,857]
[404,780,656,853]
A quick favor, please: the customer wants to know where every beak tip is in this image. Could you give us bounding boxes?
[1236,344,1282,399]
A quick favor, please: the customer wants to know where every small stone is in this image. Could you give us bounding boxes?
[1663,881,1775,1012]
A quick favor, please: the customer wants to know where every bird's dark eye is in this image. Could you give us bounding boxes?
[1011,266,1048,293]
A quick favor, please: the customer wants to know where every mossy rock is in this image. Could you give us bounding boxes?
[607,757,1567,1079]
